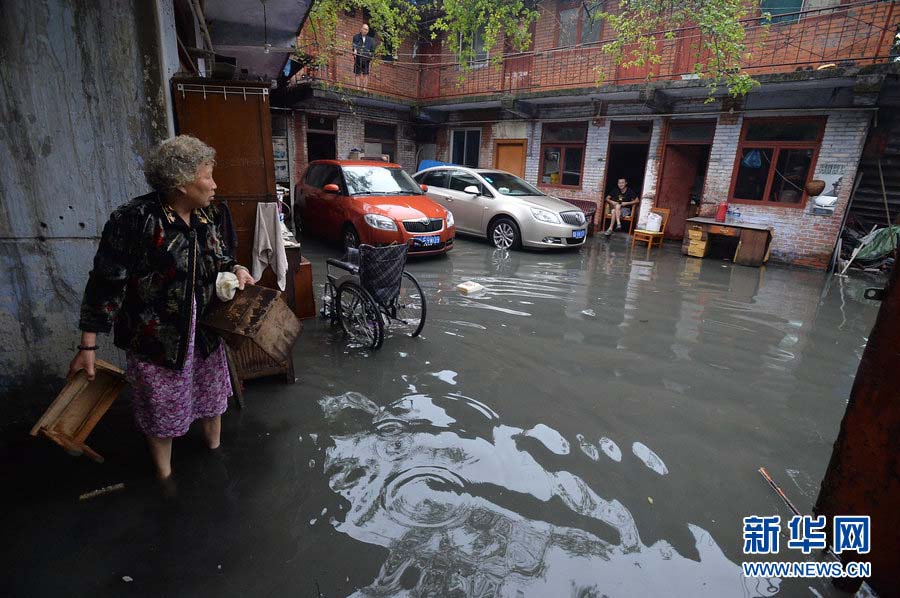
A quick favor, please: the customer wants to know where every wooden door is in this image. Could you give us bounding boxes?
[493,140,527,178]
[173,78,276,268]
[656,145,704,240]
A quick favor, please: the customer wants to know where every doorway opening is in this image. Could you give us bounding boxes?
[656,121,716,240]
[307,115,336,162]
[603,122,653,199]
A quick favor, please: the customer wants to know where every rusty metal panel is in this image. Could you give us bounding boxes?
[815,262,900,596]
[172,78,276,199]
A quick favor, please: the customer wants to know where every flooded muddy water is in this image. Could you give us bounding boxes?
[2,236,881,597]
[292,236,880,597]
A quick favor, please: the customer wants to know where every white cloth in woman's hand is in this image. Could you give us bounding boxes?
[216,272,240,301]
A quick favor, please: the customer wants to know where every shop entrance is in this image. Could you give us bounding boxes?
[656,121,716,240]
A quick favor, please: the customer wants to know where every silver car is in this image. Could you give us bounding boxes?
[412,167,587,250]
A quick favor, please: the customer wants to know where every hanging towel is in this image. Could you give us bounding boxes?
[251,202,288,290]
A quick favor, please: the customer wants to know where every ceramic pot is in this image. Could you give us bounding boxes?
[806,180,826,196]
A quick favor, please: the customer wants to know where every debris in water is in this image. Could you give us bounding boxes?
[457,281,485,295]
[581,309,596,317]
[523,423,570,455]
[430,370,458,385]
[576,434,600,461]
[309,459,316,469]
[321,507,328,516]
[632,442,669,475]
[309,518,317,525]
[648,496,654,504]
[598,437,622,462]
[122,576,133,583]
[79,483,125,501]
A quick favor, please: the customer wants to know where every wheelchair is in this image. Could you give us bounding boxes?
[321,243,426,349]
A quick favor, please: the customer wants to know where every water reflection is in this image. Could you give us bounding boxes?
[319,392,778,597]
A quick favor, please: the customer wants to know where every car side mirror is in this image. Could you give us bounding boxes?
[420,184,429,192]
[463,185,480,195]
[323,183,340,194]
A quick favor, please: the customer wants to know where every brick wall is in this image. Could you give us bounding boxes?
[725,112,871,268]
[298,9,419,99]
[387,1,893,101]
[428,108,871,267]
[290,99,416,175]
[641,117,665,199]
[701,114,744,210]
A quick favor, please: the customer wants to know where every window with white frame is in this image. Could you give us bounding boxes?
[458,26,489,69]
[451,129,481,168]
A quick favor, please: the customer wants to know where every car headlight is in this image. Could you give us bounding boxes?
[530,208,561,224]
[445,210,454,227]
[364,214,398,231]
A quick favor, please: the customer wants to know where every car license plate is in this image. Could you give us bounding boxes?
[415,235,440,246]
[572,229,586,239]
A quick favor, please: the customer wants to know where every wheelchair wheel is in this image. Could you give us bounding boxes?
[320,282,337,324]
[391,271,426,337]
[337,282,384,349]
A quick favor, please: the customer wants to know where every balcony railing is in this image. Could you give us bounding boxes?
[293,0,898,102]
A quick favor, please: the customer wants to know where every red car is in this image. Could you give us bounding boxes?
[293,160,455,255]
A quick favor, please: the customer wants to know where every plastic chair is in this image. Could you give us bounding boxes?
[631,207,670,256]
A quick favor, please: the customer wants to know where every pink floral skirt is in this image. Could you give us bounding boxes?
[126,299,231,438]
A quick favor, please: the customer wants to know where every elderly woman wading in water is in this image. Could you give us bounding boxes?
[69,135,254,481]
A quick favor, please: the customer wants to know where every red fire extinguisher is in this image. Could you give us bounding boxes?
[715,201,728,223]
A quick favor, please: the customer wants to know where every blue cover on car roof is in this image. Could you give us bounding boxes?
[417,159,448,172]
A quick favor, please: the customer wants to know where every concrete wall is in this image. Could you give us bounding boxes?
[0,0,173,423]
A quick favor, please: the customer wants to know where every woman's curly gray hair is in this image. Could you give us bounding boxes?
[144,135,216,193]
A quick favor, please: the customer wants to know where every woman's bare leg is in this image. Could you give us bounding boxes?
[147,436,173,479]
[201,415,222,449]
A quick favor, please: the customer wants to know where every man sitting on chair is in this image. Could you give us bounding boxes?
[604,177,638,237]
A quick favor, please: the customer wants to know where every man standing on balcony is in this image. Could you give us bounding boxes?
[604,177,639,236]
[352,24,376,90]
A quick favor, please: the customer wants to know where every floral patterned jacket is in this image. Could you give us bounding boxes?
[79,192,237,369]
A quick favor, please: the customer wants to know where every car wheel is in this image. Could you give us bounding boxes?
[489,217,521,250]
[342,224,360,251]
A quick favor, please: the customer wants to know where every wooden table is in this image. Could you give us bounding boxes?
[682,217,774,267]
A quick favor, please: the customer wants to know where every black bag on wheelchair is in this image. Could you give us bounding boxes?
[357,244,408,306]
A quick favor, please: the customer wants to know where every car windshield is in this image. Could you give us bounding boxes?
[342,166,422,196]
[480,172,544,197]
